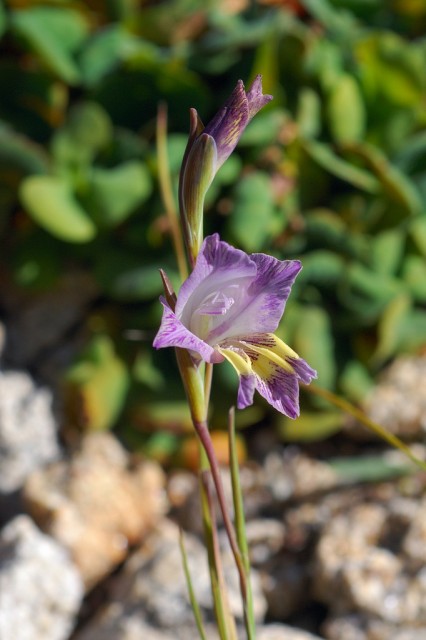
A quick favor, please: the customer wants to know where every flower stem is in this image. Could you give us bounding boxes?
[194,418,248,605]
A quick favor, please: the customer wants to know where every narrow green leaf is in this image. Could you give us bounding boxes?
[307,385,426,472]
[179,530,208,640]
[303,140,380,193]
[329,455,411,483]
[228,408,256,640]
[348,142,423,215]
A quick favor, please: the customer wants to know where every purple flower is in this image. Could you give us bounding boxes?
[154,234,317,418]
[179,76,273,262]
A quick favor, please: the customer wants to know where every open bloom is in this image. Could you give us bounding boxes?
[179,76,272,262]
[154,234,317,418]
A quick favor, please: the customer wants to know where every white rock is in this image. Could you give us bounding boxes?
[0,515,83,640]
[0,370,60,494]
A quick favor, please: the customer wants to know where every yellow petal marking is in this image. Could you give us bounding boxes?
[241,334,298,376]
[218,347,252,376]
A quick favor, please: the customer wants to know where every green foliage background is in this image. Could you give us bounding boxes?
[1,0,426,452]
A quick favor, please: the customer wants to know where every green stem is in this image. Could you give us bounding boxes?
[194,418,248,605]
[200,471,238,640]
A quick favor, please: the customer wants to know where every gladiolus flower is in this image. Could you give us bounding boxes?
[179,76,272,263]
[154,234,317,418]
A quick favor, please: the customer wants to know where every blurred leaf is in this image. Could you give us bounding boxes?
[343,263,403,316]
[340,360,374,404]
[371,229,405,275]
[84,161,152,227]
[327,74,366,143]
[131,401,193,433]
[297,88,321,139]
[348,143,423,215]
[11,7,89,84]
[296,250,345,286]
[0,124,49,175]
[227,172,274,252]
[0,125,49,217]
[106,264,176,302]
[410,216,426,256]
[79,25,142,86]
[52,101,113,169]
[355,32,425,108]
[398,309,426,352]
[132,349,165,390]
[329,455,411,483]
[301,0,359,39]
[66,334,130,431]
[402,255,426,302]
[292,306,336,390]
[279,411,343,441]
[373,293,411,364]
[303,139,380,192]
[238,109,288,147]
[20,175,97,242]
[305,39,343,92]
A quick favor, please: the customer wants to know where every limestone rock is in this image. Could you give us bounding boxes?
[353,356,426,439]
[0,515,83,640]
[0,370,60,495]
[23,432,167,589]
[75,518,266,640]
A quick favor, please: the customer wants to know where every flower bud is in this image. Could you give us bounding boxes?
[179,76,272,264]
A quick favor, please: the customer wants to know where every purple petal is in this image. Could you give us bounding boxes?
[176,234,257,329]
[153,299,223,364]
[246,75,273,119]
[254,365,301,419]
[203,76,272,170]
[222,254,302,338]
[288,356,317,384]
[203,80,250,169]
[237,374,256,410]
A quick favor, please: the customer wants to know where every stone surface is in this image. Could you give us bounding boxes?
[257,624,324,640]
[23,432,167,590]
[0,369,60,494]
[323,614,426,640]
[314,500,426,627]
[354,356,426,439]
[75,518,266,640]
[0,515,83,640]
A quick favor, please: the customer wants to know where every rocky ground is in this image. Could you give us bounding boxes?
[1,280,426,640]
